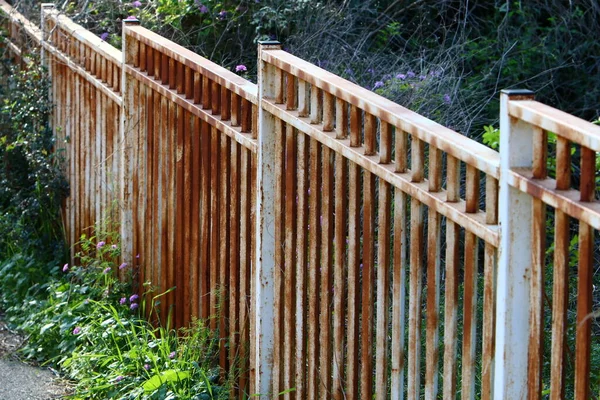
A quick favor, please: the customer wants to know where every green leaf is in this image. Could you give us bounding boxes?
[40,322,55,334]
[142,369,190,393]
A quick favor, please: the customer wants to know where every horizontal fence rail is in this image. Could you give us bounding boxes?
[1,2,599,398]
[0,0,41,65]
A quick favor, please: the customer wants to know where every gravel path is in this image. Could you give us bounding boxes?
[0,317,69,399]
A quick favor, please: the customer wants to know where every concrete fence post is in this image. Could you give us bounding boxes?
[494,89,536,400]
[254,40,282,398]
[119,18,140,267]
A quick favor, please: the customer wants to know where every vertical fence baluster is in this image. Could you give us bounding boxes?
[391,188,407,400]
[283,122,297,400]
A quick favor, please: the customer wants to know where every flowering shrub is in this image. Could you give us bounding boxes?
[11,231,227,399]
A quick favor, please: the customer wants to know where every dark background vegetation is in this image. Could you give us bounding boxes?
[10,0,600,138]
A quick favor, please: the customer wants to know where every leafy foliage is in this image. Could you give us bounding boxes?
[0,60,68,310]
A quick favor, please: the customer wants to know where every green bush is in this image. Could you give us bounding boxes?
[0,60,68,311]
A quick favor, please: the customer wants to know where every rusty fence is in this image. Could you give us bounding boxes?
[1,2,599,399]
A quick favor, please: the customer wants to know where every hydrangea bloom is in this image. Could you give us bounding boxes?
[235,64,247,72]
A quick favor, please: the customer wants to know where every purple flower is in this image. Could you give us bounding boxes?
[131,0,142,7]
[100,32,109,41]
[119,262,128,270]
[144,363,151,370]
[130,303,139,310]
[194,0,209,13]
[97,241,106,249]
[115,375,123,383]
[62,263,69,272]
[443,94,451,104]
[419,75,426,81]
[367,68,375,75]
[235,64,247,73]
[217,10,227,19]
[103,267,111,274]
[169,351,176,359]
[73,327,81,335]
[125,15,137,20]
[130,294,139,303]
[111,244,118,249]
[396,73,406,80]
[120,297,127,305]
[373,81,384,90]
[407,71,416,78]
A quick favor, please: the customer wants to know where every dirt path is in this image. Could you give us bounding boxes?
[0,317,69,399]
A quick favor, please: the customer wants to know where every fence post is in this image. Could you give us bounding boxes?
[120,18,140,267]
[254,39,282,398]
[40,3,54,69]
[494,88,535,399]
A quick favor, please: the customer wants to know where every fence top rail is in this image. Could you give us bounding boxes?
[261,48,500,179]
[0,0,42,44]
[44,9,121,65]
[125,25,258,105]
[508,99,600,151]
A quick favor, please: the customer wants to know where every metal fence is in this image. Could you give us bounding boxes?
[2,2,599,398]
